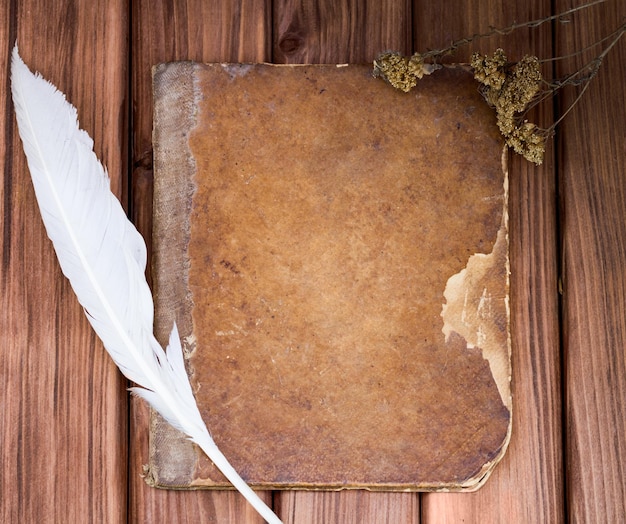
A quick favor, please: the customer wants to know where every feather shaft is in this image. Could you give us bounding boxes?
[11,45,281,524]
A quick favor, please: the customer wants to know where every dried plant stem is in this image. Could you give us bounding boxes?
[373,1,624,164]
[542,21,625,65]
[523,49,603,118]
[545,21,625,132]
[421,0,607,62]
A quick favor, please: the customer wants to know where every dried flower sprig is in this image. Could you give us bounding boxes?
[373,0,608,92]
[540,21,626,134]
[417,0,608,64]
[471,50,546,164]
[373,1,625,165]
[471,19,625,164]
[373,52,440,92]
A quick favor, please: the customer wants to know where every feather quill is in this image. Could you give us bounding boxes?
[11,46,281,524]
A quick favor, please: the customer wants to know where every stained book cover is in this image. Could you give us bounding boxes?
[148,62,511,491]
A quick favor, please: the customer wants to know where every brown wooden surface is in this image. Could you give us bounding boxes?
[1,1,129,523]
[555,1,626,522]
[2,1,625,522]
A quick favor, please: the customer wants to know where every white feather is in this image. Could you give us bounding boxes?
[11,45,281,524]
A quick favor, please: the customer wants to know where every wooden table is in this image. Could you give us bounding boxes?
[2,1,625,522]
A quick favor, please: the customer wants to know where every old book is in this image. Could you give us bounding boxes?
[148,62,511,491]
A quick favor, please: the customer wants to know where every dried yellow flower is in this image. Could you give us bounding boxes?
[500,55,542,112]
[472,50,546,164]
[408,53,431,80]
[509,122,546,165]
[372,4,623,165]
[374,45,585,165]
[373,52,417,92]
[373,52,439,92]
[471,48,507,90]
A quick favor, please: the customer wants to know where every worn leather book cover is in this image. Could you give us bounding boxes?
[148,62,511,491]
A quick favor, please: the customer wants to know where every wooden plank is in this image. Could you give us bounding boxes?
[280,491,419,524]
[415,1,565,522]
[4,1,622,522]
[131,0,272,270]
[0,1,128,522]
[554,1,626,521]
[129,1,274,522]
[271,1,419,521]
[273,0,412,63]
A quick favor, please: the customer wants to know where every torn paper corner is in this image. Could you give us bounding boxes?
[440,222,511,411]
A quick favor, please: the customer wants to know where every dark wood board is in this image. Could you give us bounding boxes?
[1,1,128,522]
[555,0,626,521]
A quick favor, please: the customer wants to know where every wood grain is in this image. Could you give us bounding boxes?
[130,1,273,522]
[273,0,412,63]
[280,491,419,524]
[1,1,128,522]
[415,1,564,522]
[555,1,626,521]
[3,0,625,522]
